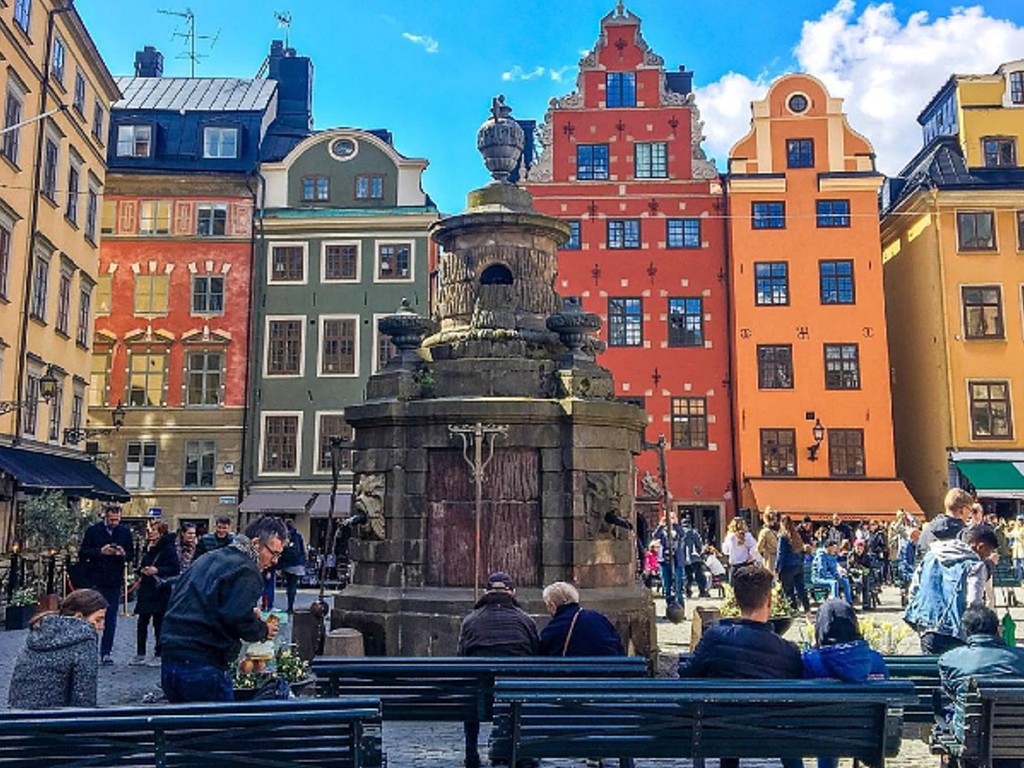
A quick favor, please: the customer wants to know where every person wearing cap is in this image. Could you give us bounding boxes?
[903,523,998,654]
[457,572,539,768]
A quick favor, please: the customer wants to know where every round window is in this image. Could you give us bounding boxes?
[787,94,809,114]
[331,138,357,159]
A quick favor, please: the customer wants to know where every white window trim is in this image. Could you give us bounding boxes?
[263,314,306,379]
[320,240,362,284]
[313,409,352,475]
[372,312,397,374]
[374,239,416,284]
[117,124,151,158]
[267,241,309,285]
[258,410,303,477]
[203,126,239,159]
[317,313,360,378]
[964,378,1014,442]
[1002,69,1024,108]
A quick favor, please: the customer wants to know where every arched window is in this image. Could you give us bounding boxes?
[480,264,513,285]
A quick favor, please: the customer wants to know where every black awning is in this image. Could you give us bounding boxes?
[0,445,130,503]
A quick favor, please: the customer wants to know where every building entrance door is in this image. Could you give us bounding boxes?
[678,505,721,550]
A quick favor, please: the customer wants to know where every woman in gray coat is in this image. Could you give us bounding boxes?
[7,589,108,709]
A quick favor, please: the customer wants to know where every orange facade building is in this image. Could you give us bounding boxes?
[525,6,734,542]
[726,74,920,521]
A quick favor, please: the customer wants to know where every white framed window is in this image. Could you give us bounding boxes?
[259,411,302,476]
[138,200,171,235]
[372,312,399,373]
[91,101,105,143]
[51,36,66,85]
[22,367,40,436]
[126,351,167,407]
[197,203,228,236]
[184,350,223,406]
[88,352,109,407]
[183,440,216,487]
[134,274,169,316]
[203,126,238,159]
[267,242,307,284]
[375,241,414,282]
[264,315,306,378]
[321,241,360,283]
[42,133,59,202]
[116,125,152,158]
[73,70,86,114]
[125,440,158,490]
[318,314,359,377]
[47,380,63,443]
[191,275,225,315]
[71,384,84,434]
[13,0,31,34]
[85,180,99,242]
[314,411,354,475]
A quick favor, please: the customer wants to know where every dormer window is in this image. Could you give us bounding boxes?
[204,126,238,159]
[606,72,636,108]
[116,124,151,157]
[983,137,1016,168]
[1010,71,1024,105]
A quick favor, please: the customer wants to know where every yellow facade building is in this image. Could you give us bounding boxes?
[0,0,125,548]
[882,60,1024,518]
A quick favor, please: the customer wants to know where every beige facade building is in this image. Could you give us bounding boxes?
[0,0,125,548]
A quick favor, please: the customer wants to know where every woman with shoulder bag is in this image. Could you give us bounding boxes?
[131,521,180,666]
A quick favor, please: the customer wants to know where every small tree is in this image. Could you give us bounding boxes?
[22,490,91,553]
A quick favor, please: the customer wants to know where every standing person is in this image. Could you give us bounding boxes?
[917,488,973,554]
[194,515,235,559]
[904,524,997,654]
[722,517,761,583]
[7,589,108,709]
[938,605,1024,747]
[797,515,816,548]
[777,514,810,615]
[679,565,803,768]
[261,564,278,612]
[159,516,285,703]
[539,581,624,656]
[652,515,680,603]
[896,527,921,586]
[756,509,780,577]
[678,515,709,598]
[279,519,307,613]
[802,599,888,768]
[1010,515,1024,583]
[812,541,853,603]
[457,572,539,768]
[78,506,135,664]
[131,521,181,666]
[176,523,198,571]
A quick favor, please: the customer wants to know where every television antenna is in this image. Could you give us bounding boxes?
[274,11,293,49]
[158,7,220,77]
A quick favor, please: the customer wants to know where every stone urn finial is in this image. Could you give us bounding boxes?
[477,95,525,184]
[547,296,603,369]
[378,298,435,369]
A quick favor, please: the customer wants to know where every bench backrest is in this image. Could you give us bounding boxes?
[491,678,915,767]
[963,679,1024,762]
[0,697,383,768]
[311,656,649,721]
[882,654,940,725]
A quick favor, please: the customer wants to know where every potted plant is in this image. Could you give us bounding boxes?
[233,646,313,700]
[718,583,800,636]
[5,587,39,631]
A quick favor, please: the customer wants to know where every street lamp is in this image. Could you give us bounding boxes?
[807,418,826,462]
[63,401,126,445]
[0,366,59,416]
[643,434,684,624]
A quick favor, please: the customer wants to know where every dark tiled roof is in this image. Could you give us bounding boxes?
[114,77,277,112]
[883,136,1024,214]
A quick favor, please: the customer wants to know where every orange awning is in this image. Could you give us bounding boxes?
[745,478,923,522]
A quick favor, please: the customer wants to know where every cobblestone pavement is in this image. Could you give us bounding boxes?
[3,584,1022,766]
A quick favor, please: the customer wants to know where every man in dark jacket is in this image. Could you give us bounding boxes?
[159,516,285,703]
[280,519,307,613]
[194,515,235,559]
[539,581,624,656]
[78,506,135,664]
[938,605,1024,742]
[457,572,539,768]
[679,564,802,768]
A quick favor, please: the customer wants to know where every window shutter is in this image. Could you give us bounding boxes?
[174,201,193,235]
[118,200,137,234]
[230,202,252,237]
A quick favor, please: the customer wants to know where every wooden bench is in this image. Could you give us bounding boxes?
[931,678,1024,767]
[0,697,384,767]
[882,654,941,737]
[490,678,915,768]
[311,656,649,722]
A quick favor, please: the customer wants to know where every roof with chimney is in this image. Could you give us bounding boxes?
[114,77,278,112]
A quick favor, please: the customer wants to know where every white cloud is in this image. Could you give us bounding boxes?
[548,65,573,82]
[695,2,1024,174]
[502,65,547,81]
[402,32,439,54]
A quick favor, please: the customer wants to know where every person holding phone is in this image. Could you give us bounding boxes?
[78,506,135,664]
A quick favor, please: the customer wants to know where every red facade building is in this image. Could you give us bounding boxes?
[526,5,734,540]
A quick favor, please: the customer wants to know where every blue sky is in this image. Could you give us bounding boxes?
[77,1,1024,213]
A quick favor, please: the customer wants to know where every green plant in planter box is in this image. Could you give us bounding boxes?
[10,587,38,607]
[22,490,91,554]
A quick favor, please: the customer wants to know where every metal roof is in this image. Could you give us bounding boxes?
[114,77,277,112]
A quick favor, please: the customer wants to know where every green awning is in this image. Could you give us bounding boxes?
[956,460,1024,494]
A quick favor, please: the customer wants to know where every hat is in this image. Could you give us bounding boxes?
[486,572,514,591]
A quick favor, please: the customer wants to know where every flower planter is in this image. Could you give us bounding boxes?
[4,603,37,631]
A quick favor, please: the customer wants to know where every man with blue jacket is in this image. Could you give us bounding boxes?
[812,541,853,603]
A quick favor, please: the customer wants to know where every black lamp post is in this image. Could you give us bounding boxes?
[643,434,684,624]
[64,400,126,445]
[0,366,59,416]
[807,418,826,462]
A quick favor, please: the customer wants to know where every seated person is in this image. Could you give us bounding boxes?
[813,541,853,603]
[938,605,1024,745]
[679,564,802,768]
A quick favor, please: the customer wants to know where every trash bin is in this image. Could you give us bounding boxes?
[324,627,364,657]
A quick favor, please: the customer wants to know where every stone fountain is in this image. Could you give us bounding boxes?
[332,96,656,657]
